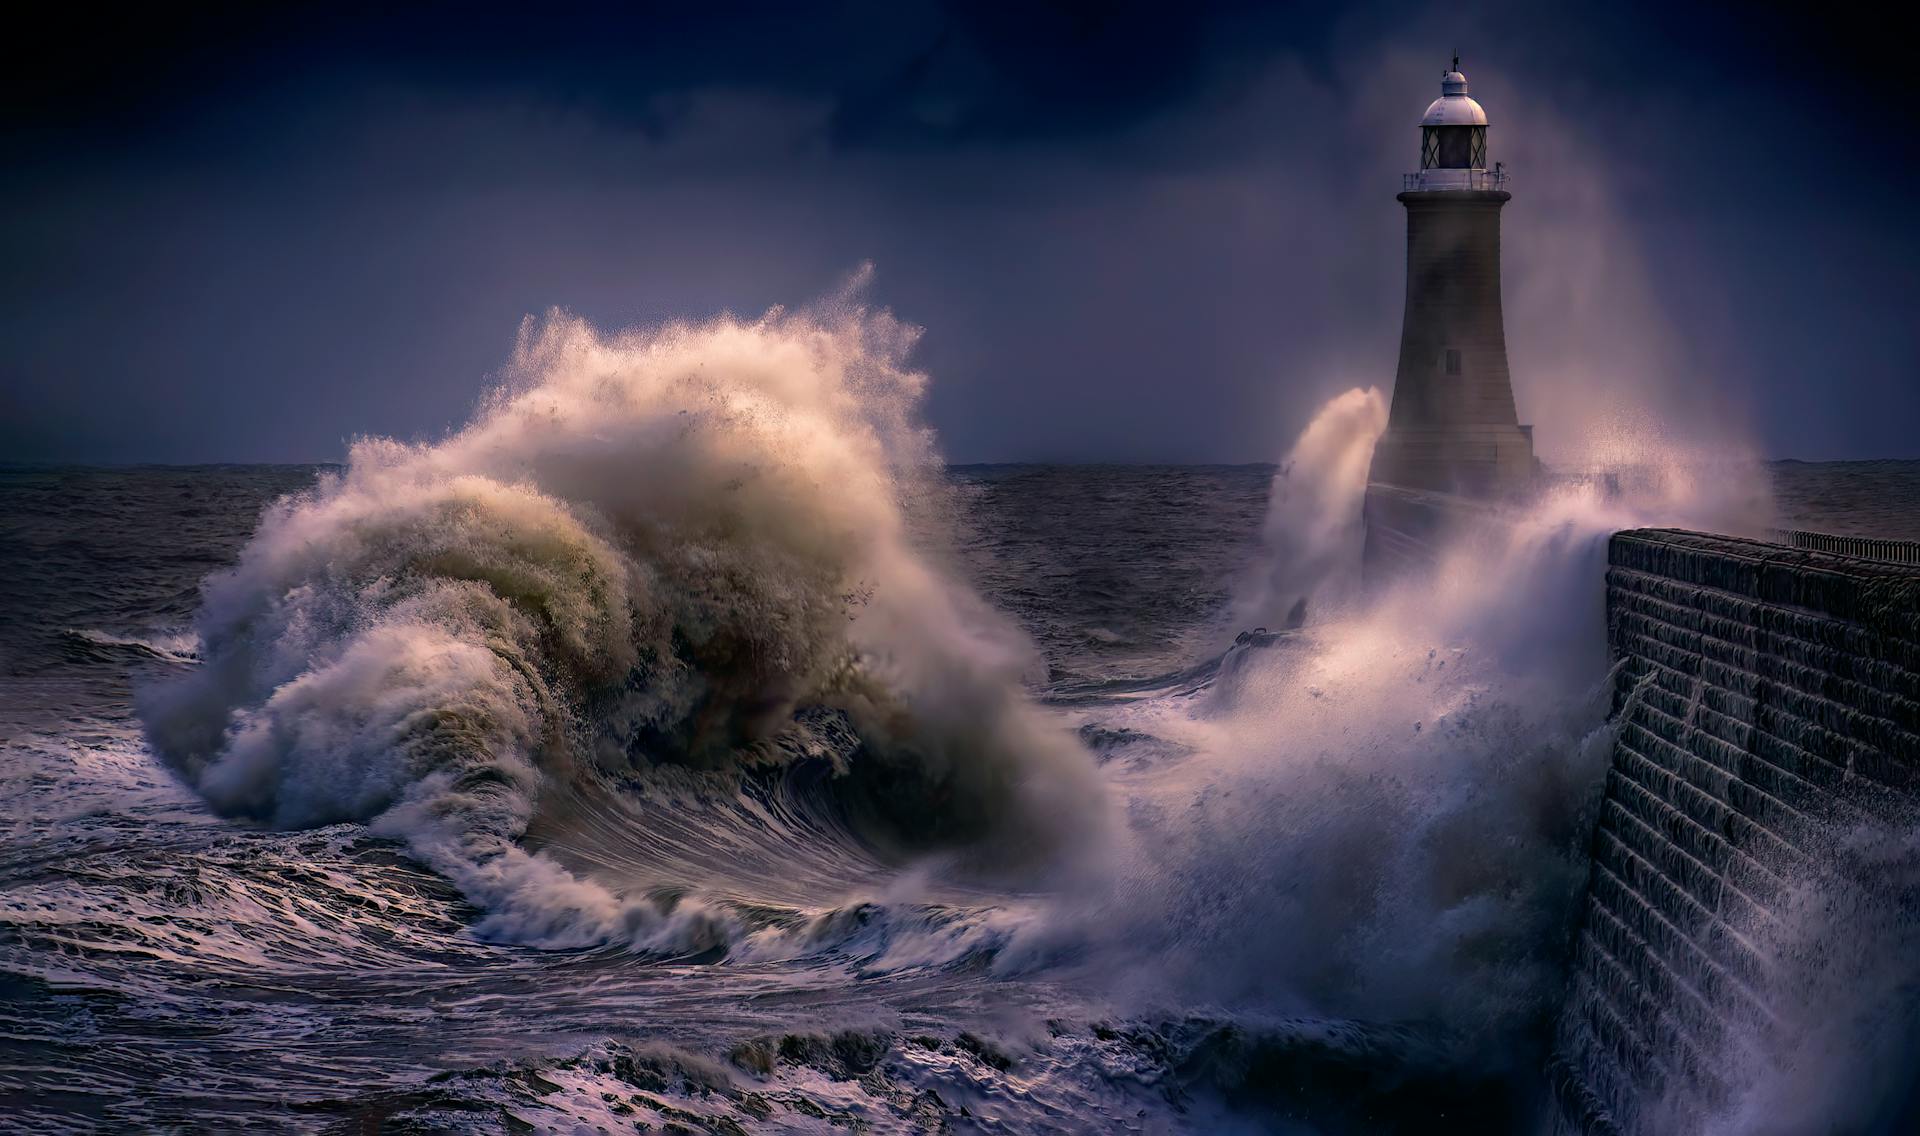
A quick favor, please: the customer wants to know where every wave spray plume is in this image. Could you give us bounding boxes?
[143,282,1107,951]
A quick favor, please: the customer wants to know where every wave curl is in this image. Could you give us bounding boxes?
[143,286,1106,949]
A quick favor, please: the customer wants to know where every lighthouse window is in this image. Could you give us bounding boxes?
[1445,349,1462,376]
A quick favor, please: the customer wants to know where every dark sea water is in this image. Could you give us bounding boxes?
[1767,459,1920,540]
[1,459,1915,1134]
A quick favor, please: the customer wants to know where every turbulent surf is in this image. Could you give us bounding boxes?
[5,293,1914,1132]
[137,290,1107,956]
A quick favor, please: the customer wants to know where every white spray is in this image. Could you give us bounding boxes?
[1074,387,1776,1083]
[1236,386,1387,629]
[143,282,1107,950]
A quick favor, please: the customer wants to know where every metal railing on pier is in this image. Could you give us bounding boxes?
[1773,528,1920,566]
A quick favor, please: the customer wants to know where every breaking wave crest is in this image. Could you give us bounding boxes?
[1235,385,1387,628]
[141,284,1106,951]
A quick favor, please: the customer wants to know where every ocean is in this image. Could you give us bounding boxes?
[4,312,1917,1134]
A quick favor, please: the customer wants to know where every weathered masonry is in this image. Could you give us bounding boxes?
[1550,529,1920,1133]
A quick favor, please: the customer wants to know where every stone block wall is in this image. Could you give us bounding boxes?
[1550,528,1920,1134]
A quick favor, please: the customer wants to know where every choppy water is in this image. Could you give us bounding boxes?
[3,422,1915,1131]
[1768,459,1920,540]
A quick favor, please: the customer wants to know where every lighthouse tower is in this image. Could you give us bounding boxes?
[1366,61,1534,504]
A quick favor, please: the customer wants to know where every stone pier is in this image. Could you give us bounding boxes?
[1549,529,1920,1133]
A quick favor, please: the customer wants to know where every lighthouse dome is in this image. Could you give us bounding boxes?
[1421,69,1488,126]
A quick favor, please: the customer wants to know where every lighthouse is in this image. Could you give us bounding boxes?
[1363,60,1534,571]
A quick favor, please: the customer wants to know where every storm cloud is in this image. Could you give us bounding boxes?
[3,1,1913,463]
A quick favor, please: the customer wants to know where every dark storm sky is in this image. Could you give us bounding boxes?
[3,1,1914,464]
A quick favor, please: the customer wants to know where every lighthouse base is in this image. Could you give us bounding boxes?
[1366,424,1536,499]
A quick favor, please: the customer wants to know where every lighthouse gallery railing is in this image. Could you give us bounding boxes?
[1402,169,1510,192]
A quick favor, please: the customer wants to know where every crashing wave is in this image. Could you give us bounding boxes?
[142,282,1107,950]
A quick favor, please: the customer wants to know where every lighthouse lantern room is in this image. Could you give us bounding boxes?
[1408,58,1504,192]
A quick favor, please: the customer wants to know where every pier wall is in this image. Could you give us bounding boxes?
[1550,528,1920,1134]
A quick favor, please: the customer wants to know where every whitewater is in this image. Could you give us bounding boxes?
[4,294,1915,1133]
